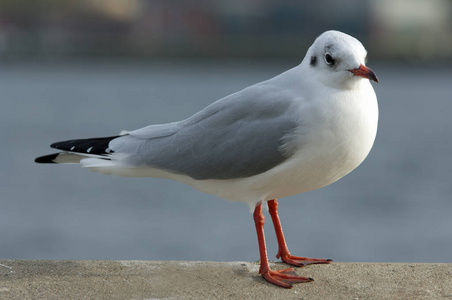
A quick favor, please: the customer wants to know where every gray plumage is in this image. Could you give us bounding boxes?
[109,79,300,180]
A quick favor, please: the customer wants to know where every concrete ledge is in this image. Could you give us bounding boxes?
[1,260,451,299]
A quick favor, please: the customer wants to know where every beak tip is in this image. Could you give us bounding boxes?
[372,75,379,83]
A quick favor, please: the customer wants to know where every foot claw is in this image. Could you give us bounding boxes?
[261,267,313,288]
[281,255,333,267]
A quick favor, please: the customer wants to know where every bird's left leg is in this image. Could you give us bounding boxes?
[253,201,313,288]
[267,199,332,267]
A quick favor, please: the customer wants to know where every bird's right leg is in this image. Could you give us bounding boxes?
[253,201,313,288]
[267,199,332,267]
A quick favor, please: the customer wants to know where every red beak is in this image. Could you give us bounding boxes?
[348,64,379,83]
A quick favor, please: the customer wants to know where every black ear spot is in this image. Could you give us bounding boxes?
[310,56,317,66]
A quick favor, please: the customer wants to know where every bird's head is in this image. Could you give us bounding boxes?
[304,30,378,89]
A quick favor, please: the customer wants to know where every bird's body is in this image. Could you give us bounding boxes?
[36,30,379,288]
[179,74,377,206]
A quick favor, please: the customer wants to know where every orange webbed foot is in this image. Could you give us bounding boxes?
[279,254,332,267]
[261,267,313,288]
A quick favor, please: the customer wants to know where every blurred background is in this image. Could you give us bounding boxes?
[1,0,451,264]
[1,0,452,61]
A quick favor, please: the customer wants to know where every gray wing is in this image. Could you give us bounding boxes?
[110,84,300,180]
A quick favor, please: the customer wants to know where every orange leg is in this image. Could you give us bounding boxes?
[253,201,313,288]
[267,199,332,267]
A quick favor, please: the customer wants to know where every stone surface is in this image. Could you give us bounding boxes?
[1,260,452,299]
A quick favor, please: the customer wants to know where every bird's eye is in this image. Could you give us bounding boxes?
[325,53,335,65]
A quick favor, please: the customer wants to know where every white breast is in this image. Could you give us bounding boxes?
[260,81,378,200]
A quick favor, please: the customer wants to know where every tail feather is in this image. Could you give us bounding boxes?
[35,153,60,164]
[35,152,84,164]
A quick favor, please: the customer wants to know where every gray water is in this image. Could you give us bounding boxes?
[1,60,451,263]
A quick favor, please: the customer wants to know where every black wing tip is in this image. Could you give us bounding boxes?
[37,135,121,163]
[50,140,77,150]
[35,153,60,163]
[49,135,121,155]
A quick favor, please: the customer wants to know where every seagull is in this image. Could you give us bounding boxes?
[35,30,379,288]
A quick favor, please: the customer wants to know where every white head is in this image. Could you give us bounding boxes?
[303,30,378,89]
